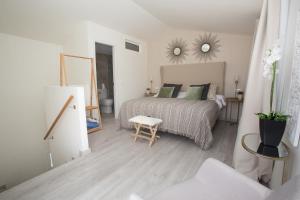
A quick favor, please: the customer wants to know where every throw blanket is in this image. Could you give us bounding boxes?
[119,97,220,149]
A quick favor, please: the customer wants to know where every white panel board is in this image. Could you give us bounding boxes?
[45,86,90,168]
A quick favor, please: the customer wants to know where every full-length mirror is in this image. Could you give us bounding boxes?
[60,54,102,133]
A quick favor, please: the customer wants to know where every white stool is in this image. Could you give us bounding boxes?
[129,115,162,147]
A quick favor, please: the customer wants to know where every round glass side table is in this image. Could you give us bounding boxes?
[241,133,289,188]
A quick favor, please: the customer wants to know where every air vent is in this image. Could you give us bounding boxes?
[125,41,139,52]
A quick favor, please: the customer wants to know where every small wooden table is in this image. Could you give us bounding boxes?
[242,133,289,188]
[225,97,243,124]
[129,115,162,147]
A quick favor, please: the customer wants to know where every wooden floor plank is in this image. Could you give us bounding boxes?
[0,116,237,200]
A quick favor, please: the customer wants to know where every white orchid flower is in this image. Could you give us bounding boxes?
[271,46,281,61]
[265,56,275,65]
[262,40,282,113]
[262,41,282,80]
[265,49,272,57]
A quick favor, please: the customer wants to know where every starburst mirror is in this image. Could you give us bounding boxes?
[193,33,221,62]
[166,38,188,63]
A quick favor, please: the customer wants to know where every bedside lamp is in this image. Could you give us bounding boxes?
[234,75,239,97]
[150,79,153,93]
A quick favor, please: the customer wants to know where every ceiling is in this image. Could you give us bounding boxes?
[133,0,262,34]
[0,0,262,44]
[0,0,165,44]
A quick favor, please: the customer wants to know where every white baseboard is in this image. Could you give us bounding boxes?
[80,148,91,156]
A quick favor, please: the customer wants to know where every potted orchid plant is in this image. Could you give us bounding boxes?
[256,42,289,147]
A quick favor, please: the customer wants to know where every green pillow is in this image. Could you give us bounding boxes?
[185,86,204,100]
[158,87,175,98]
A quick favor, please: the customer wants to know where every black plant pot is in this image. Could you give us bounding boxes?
[257,143,279,157]
[259,119,286,147]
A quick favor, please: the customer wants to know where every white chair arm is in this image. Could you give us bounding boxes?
[195,158,271,200]
[129,194,144,200]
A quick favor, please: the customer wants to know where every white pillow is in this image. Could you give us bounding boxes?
[176,91,187,98]
[207,84,217,100]
[215,95,226,109]
[216,95,226,106]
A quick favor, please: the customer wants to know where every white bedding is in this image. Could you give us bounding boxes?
[154,91,226,109]
[215,95,226,109]
[175,92,225,109]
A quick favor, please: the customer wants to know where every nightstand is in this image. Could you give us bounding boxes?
[225,97,243,124]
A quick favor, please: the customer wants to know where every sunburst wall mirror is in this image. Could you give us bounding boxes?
[166,38,188,63]
[193,33,221,62]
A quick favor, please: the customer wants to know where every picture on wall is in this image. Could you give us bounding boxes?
[193,33,221,62]
[166,38,188,63]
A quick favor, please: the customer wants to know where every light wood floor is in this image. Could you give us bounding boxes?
[0,117,237,200]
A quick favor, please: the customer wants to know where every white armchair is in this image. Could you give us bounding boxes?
[152,158,270,200]
[130,158,300,200]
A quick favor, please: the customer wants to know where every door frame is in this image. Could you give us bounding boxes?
[94,42,117,118]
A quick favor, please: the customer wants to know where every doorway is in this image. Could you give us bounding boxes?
[95,43,114,119]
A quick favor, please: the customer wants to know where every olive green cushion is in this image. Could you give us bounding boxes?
[185,86,204,100]
[158,87,175,98]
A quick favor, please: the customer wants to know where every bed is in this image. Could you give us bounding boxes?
[119,62,226,149]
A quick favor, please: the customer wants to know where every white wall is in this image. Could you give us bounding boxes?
[63,22,90,57]
[45,86,90,168]
[0,21,149,187]
[148,29,253,97]
[87,22,148,117]
[0,33,62,188]
[61,22,96,114]
[62,21,148,118]
[61,21,251,120]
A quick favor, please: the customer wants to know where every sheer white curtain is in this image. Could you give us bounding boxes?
[233,0,281,180]
[277,0,300,147]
